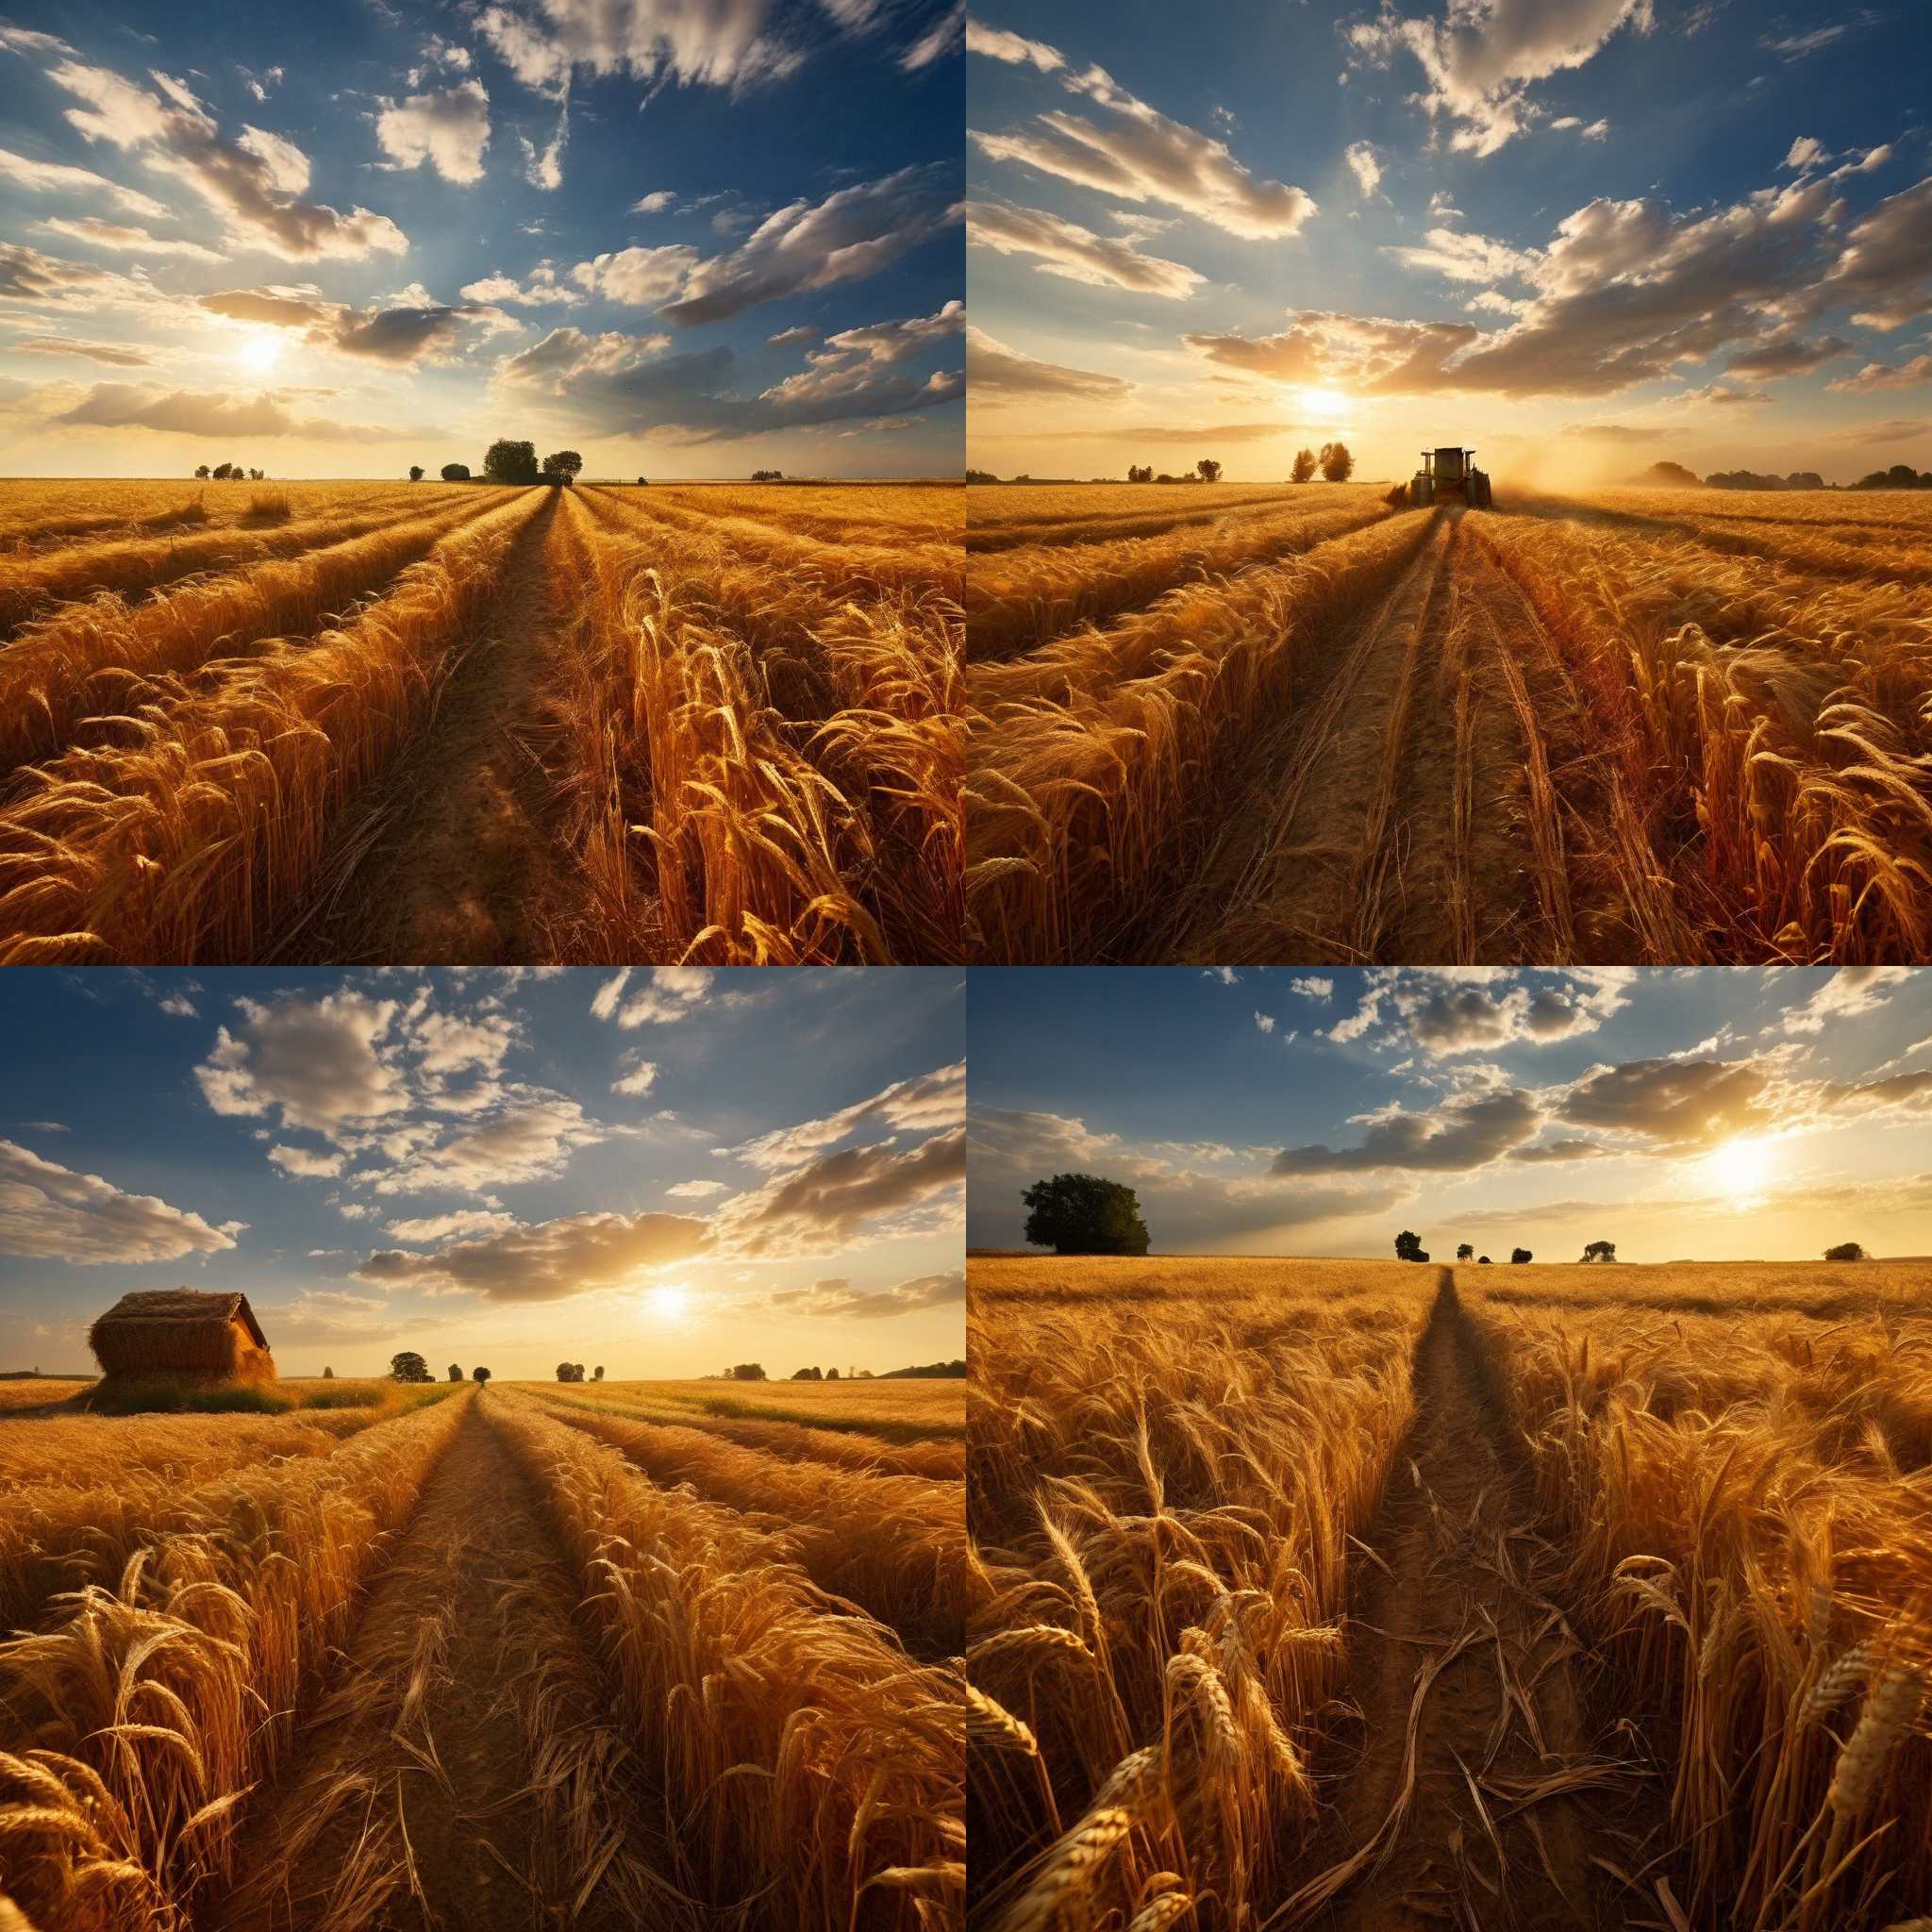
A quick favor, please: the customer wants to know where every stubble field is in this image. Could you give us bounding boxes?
[967,1254,1932,1931]
[963,485,1932,967]
[0,1374,965,1931]
[0,477,962,966]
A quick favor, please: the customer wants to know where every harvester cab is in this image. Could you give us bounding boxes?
[1409,446,1492,509]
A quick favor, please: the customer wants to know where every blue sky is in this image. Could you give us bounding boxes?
[0,0,963,476]
[967,1,1932,482]
[0,966,964,1379]
[969,967,1932,1260]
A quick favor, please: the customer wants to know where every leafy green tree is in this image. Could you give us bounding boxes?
[1291,448,1316,484]
[1510,1247,1532,1264]
[390,1351,432,1383]
[1320,441,1354,483]
[409,465,425,482]
[1394,1230,1427,1262]
[728,1363,768,1381]
[1022,1173,1151,1256]
[472,1365,491,1384]
[1824,1241,1866,1261]
[484,439,541,485]
[447,1362,463,1381]
[1196,458,1222,482]
[593,1365,604,1380]
[194,463,210,479]
[441,462,471,481]
[541,449,583,485]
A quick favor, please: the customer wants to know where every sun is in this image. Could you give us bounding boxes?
[646,1283,689,1322]
[1299,386,1350,420]
[1706,1135,1778,1202]
[234,330,283,375]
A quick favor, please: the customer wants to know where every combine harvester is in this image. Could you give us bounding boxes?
[1402,446,1492,508]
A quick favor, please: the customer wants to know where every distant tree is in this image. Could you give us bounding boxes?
[447,1362,463,1381]
[825,1367,840,1380]
[1394,1229,1428,1262]
[1456,1242,1474,1260]
[472,1365,491,1384]
[1127,463,1153,483]
[751,468,783,481]
[574,1363,586,1381]
[1196,458,1223,482]
[1580,1241,1618,1262]
[1023,1173,1151,1256]
[729,1362,768,1381]
[556,1361,585,1382]
[636,475,649,486]
[853,1368,873,1378]
[1511,1247,1533,1264]
[211,461,234,480]
[483,439,541,485]
[1155,472,1178,484]
[1477,1255,1491,1264]
[441,462,472,481]
[1320,441,1355,483]
[1291,448,1317,484]
[1824,1241,1867,1261]
[792,1365,824,1380]
[194,463,211,479]
[248,467,264,481]
[965,468,996,484]
[541,449,583,486]
[323,1365,334,1378]
[409,465,425,482]
[593,1365,604,1380]
[390,1351,432,1383]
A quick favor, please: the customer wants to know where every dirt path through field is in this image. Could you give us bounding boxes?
[213,1392,691,1932]
[1150,507,1624,965]
[291,490,579,963]
[1287,1272,1661,1932]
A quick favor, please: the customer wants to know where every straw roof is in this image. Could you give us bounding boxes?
[92,1289,268,1347]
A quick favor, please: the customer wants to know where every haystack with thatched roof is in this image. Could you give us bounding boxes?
[88,1289,275,1389]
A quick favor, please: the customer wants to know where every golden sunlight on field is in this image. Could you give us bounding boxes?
[967,1254,1932,1931]
[0,478,962,965]
[964,486,1932,965]
[0,1373,964,1930]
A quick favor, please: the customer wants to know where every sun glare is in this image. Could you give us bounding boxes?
[1706,1135,1779,1203]
[647,1283,689,1321]
[234,331,283,375]
[1300,386,1350,420]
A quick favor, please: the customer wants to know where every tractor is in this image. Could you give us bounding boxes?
[1406,446,1491,508]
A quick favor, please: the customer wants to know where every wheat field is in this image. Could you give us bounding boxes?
[0,1374,965,1931]
[0,477,963,966]
[963,486,1932,966]
[967,1254,1932,1931]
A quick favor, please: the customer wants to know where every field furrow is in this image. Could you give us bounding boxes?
[527,1389,967,1656]
[208,1398,698,1932]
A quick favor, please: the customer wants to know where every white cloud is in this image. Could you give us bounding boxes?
[733,1061,964,1171]
[1348,0,1652,157]
[375,79,491,186]
[475,0,800,96]
[198,991,411,1137]
[611,1054,658,1096]
[967,200,1203,298]
[971,58,1316,241]
[967,325,1129,402]
[763,1268,963,1318]
[0,1139,238,1263]
[385,1208,519,1242]
[37,57,408,260]
[0,144,170,219]
[1291,975,1335,999]
[1778,967,1915,1035]
[666,1178,728,1198]
[268,1144,348,1179]
[1345,140,1383,198]
[1254,1012,1275,1034]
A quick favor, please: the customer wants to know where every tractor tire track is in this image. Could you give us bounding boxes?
[1283,1272,1664,1932]
[211,1393,697,1932]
